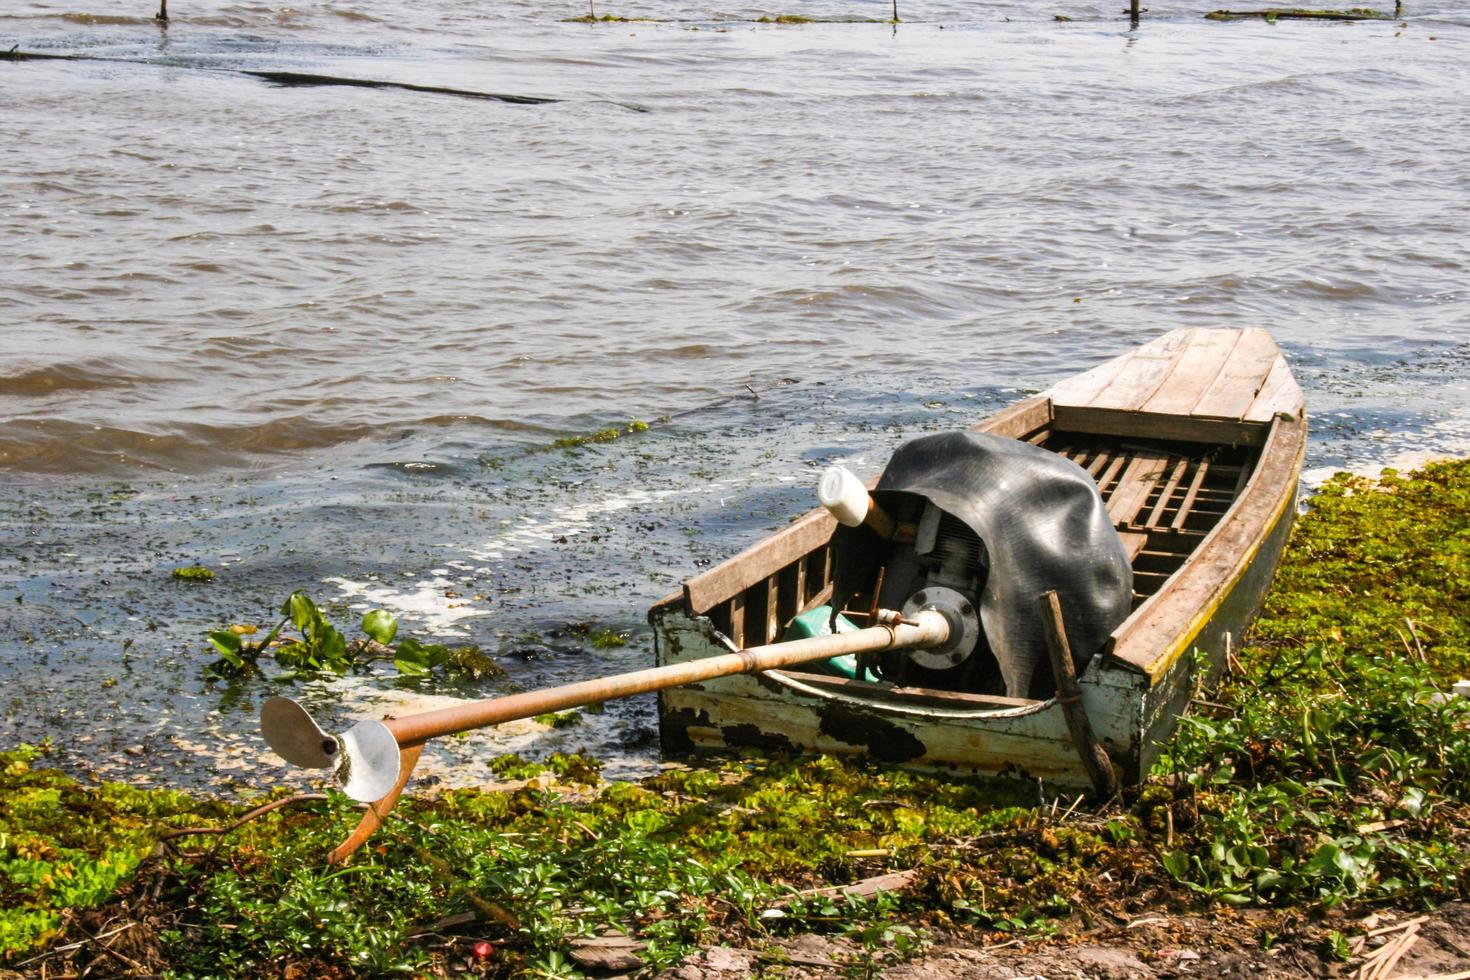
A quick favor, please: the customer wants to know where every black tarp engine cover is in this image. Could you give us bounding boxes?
[830,431,1133,700]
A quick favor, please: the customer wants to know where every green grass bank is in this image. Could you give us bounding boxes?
[2,459,1468,977]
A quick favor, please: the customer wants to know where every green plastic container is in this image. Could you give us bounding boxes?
[781,604,860,679]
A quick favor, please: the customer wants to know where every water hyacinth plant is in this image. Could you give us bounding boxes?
[204,592,503,681]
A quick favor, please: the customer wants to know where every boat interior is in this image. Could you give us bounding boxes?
[690,423,1261,705]
[659,326,1303,714]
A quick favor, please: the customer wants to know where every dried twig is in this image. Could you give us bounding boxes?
[157,793,330,841]
[1354,919,1422,980]
[1367,915,1428,938]
[70,919,145,974]
[410,845,520,929]
[406,911,479,938]
[1397,628,1419,662]
[1190,698,1236,712]
[1406,617,1428,662]
[11,923,136,969]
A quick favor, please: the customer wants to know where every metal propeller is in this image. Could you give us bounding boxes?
[260,696,402,803]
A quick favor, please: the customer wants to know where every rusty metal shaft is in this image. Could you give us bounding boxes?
[383,609,950,747]
[319,607,950,863]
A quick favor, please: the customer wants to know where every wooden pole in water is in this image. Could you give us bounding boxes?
[155,0,167,22]
[1039,590,1119,800]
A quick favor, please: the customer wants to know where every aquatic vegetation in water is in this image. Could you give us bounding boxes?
[170,565,215,582]
[562,11,645,21]
[3,459,1468,974]
[751,13,888,22]
[1205,6,1387,18]
[205,592,503,681]
[551,419,652,450]
[533,709,583,729]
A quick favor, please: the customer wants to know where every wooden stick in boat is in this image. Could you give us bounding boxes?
[266,608,954,862]
[1039,591,1120,800]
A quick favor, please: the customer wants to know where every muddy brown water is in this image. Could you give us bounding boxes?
[1,0,1467,794]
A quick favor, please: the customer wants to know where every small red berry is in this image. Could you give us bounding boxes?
[473,941,494,959]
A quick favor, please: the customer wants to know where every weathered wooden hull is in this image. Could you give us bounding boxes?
[651,328,1307,789]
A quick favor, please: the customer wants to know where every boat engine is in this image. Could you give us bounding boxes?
[821,431,1132,700]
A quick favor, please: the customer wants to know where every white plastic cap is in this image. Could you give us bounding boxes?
[819,465,870,527]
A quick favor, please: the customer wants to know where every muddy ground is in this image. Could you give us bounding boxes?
[655,903,1470,979]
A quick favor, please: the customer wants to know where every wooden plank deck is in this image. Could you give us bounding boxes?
[1049,328,1304,430]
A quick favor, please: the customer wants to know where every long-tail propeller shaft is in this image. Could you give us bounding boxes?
[261,608,953,862]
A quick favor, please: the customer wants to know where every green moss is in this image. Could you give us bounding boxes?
[170,565,215,582]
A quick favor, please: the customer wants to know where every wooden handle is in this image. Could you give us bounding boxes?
[1038,591,1119,800]
[383,609,951,747]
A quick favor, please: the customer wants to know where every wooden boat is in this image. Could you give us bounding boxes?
[649,327,1306,788]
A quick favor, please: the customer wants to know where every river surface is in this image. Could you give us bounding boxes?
[1,0,1467,794]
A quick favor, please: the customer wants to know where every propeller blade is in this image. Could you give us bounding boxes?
[260,696,340,769]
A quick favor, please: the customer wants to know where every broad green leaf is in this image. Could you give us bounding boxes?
[286,592,318,632]
[362,609,398,645]
[208,630,242,655]
[322,625,347,661]
[394,655,430,676]
[1399,787,1427,817]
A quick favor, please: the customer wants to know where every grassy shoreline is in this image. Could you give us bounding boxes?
[3,459,1468,977]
